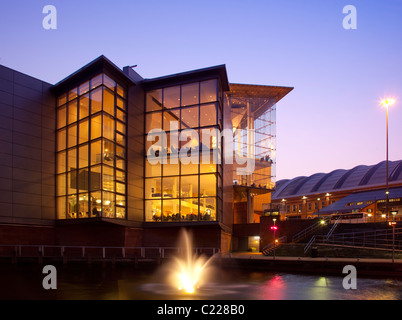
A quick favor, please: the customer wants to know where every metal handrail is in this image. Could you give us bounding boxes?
[326,216,342,241]
[262,236,287,255]
[292,216,330,243]
[314,227,402,251]
[304,235,316,254]
[0,244,220,259]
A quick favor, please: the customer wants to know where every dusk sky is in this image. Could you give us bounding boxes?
[1,0,401,181]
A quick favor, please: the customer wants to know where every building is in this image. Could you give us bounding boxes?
[0,55,293,252]
[272,160,402,222]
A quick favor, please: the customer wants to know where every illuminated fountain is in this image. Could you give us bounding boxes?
[140,228,252,298]
[167,229,214,294]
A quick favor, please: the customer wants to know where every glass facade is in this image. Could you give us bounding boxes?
[144,79,223,222]
[228,94,276,190]
[56,73,127,219]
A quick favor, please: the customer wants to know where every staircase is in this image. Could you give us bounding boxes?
[303,216,342,255]
[262,236,287,256]
[292,216,331,243]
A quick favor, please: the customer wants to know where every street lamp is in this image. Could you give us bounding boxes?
[271,218,278,260]
[381,98,395,221]
[389,221,396,263]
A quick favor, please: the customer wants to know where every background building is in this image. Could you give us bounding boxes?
[272,160,402,221]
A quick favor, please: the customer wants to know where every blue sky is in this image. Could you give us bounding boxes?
[1,0,401,180]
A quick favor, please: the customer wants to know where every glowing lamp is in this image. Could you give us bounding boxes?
[381,99,395,108]
[270,226,278,231]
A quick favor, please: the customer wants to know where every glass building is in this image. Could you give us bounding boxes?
[0,55,293,252]
[56,73,127,220]
[144,79,223,223]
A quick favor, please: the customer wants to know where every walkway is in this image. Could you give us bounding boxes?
[223,252,402,264]
[220,252,402,278]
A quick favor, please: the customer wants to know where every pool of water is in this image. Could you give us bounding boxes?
[0,263,400,300]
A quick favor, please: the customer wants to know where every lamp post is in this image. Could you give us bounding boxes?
[389,221,396,263]
[380,99,395,221]
[271,219,277,260]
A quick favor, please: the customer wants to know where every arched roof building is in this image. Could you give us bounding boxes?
[272,160,402,220]
[273,160,402,200]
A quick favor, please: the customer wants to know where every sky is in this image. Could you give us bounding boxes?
[1,0,401,181]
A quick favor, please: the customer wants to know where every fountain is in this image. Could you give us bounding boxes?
[140,228,255,298]
[167,229,215,294]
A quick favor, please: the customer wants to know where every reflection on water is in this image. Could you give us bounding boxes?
[0,263,401,300]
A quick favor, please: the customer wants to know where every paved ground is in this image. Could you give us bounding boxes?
[222,252,402,264]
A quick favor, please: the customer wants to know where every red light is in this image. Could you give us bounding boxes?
[270,226,278,230]
[389,222,397,226]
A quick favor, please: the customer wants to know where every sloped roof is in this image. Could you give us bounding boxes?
[273,160,402,200]
[316,187,402,215]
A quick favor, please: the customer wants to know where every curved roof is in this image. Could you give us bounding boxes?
[273,160,402,200]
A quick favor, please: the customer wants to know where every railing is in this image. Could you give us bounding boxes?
[0,244,220,260]
[292,216,331,243]
[304,235,316,254]
[262,236,287,256]
[314,227,402,251]
[326,216,342,241]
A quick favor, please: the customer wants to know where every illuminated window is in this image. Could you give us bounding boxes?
[163,109,180,131]
[146,89,162,112]
[181,82,199,106]
[145,79,221,222]
[68,100,78,125]
[163,86,180,109]
[200,79,217,103]
[56,73,127,219]
[200,104,217,127]
[57,106,67,129]
[146,112,162,131]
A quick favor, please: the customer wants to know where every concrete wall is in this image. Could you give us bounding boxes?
[0,65,56,225]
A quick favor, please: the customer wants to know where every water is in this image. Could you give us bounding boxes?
[0,263,400,300]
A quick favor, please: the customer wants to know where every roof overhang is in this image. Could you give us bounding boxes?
[228,83,293,102]
[52,55,136,95]
[142,64,230,91]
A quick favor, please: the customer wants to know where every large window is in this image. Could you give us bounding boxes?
[144,79,223,222]
[56,73,127,219]
[229,91,276,190]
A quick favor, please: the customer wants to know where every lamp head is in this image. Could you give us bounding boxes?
[381,99,395,108]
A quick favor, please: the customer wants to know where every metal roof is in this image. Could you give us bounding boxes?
[316,187,402,215]
[273,160,402,200]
